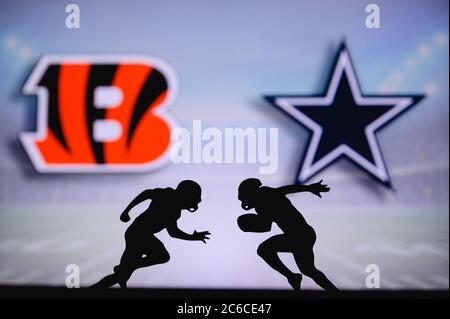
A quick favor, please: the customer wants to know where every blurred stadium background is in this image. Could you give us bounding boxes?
[0,0,448,290]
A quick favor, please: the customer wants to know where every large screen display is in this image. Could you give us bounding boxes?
[0,0,448,295]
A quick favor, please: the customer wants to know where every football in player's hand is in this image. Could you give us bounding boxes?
[237,214,261,232]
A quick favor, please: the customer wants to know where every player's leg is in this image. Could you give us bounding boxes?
[91,245,139,288]
[90,273,119,288]
[135,236,170,269]
[91,231,142,289]
[112,237,169,288]
[293,246,338,291]
[257,234,303,290]
[114,242,142,288]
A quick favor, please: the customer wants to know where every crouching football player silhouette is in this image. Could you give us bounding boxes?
[237,178,338,292]
[92,180,211,288]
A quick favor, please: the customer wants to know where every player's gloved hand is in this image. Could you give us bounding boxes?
[192,230,211,243]
[308,180,330,198]
[120,212,131,223]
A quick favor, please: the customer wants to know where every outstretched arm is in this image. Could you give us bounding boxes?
[120,189,153,222]
[277,180,330,198]
[167,222,211,243]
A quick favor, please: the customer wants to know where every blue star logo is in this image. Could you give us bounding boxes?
[265,42,425,188]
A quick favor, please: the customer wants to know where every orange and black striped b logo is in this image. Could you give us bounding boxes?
[21,56,177,173]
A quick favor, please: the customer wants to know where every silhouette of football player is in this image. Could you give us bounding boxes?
[237,178,338,292]
[92,180,210,288]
